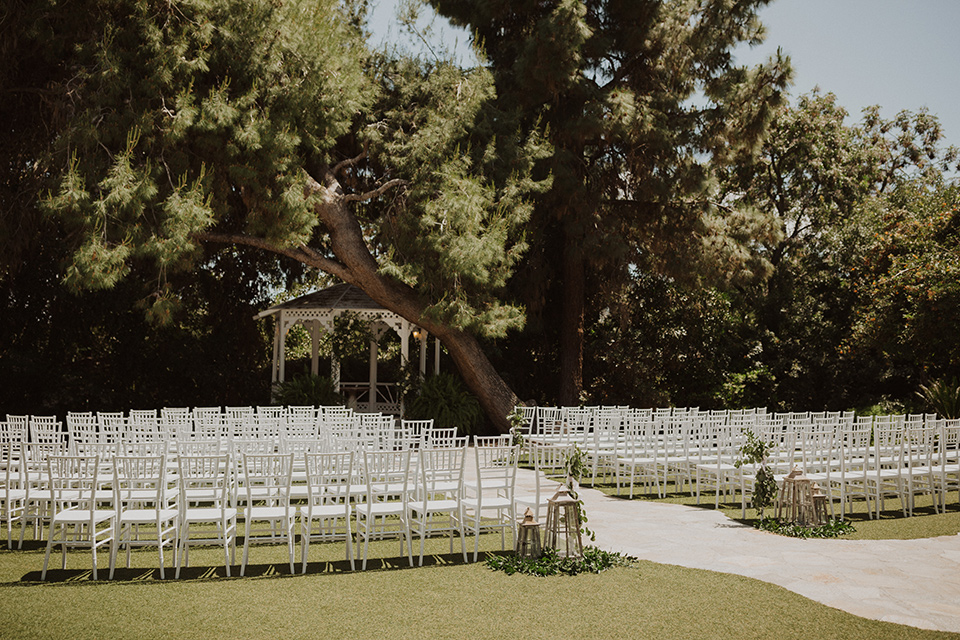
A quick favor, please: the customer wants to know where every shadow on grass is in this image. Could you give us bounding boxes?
[19,549,504,585]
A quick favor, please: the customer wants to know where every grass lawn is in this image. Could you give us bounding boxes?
[1,523,959,640]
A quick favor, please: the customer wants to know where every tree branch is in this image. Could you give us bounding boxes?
[195,231,352,282]
[342,178,407,203]
[331,141,369,176]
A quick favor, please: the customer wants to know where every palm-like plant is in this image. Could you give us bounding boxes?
[917,377,960,419]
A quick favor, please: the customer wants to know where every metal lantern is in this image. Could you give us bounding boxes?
[515,508,542,559]
[544,487,583,558]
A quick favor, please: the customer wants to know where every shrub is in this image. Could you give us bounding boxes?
[917,377,960,419]
[406,372,483,436]
[273,374,343,407]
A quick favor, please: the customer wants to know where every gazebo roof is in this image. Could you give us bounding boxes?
[256,283,386,319]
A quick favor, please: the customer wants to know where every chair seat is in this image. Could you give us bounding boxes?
[246,505,295,520]
[300,504,351,519]
[119,508,178,524]
[409,498,459,513]
[183,506,238,522]
[355,502,406,518]
[53,508,115,524]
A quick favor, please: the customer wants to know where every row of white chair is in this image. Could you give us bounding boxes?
[1,441,537,579]
[1,412,441,451]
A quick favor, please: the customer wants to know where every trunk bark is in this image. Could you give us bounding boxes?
[559,229,585,406]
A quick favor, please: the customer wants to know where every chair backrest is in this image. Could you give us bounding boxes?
[178,454,232,506]
[537,407,563,435]
[473,444,518,494]
[67,414,100,449]
[242,453,294,505]
[29,416,64,445]
[127,410,160,442]
[113,454,170,508]
[423,427,458,447]
[281,437,326,459]
[4,416,28,444]
[414,446,464,500]
[303,451,354,503]
[362,449,411,503]
[177,439,223,457]
[47,455,103,512]
[475,435,511,447]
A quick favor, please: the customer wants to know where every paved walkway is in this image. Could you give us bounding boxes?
[515,468,960,633]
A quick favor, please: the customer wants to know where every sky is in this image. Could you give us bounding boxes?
[368,0,960,149]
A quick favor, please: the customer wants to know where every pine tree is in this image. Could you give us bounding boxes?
[34,0,549,430]
[430,0,791,403]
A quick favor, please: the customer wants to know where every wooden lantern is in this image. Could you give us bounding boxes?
[515,508,542,559]
[544,487,583,558]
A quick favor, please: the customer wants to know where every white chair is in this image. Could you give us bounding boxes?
[176,454,237,578]
[19,442,66,545]
[536,407,564,440]
[356,449,413,570]
[67,414,99,452]
[111,454,179,579]
[694,424,741,509]
[408,446,467,566]
[160,407,192,441]
[193,407,226,440]
[299,451,355,572]
[127,410,160,442]
[400,419,433,448]
[41,455,116,580]
[422,427,458,448]
[936,420,960,510]
[240,453,296,576]
[281,437,327,501]
[30,416,65,446]
[462,444,517,560]
[97,413,126,444]
[256,406,286,442]
[900,425,940,516]
[0,443,26,549]
[515,443,572,522]
[615,420,661,499]
[4,416,28,444]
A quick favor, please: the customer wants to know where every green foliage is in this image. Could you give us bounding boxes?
[757,518,856,539]
[852,181,960,391]
[734,429,778,518]
[273,374,343,407]
[584,273,740,408]
[917,377,960,419]
[485,546,635,577]
[506,408,526,449]
[406,372,483,436]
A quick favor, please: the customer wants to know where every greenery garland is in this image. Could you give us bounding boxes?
[486,546,636,577]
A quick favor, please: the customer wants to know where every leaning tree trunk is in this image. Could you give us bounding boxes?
[203,168,521,433]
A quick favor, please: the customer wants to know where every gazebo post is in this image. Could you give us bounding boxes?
[278,317,289,383]
[309,321,320,376]
[434,337,441,374]
[418,331,427,377]
[368,337,378,412]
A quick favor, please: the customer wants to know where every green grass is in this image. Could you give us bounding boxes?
[1,536,957,640]
[3,490,959,639]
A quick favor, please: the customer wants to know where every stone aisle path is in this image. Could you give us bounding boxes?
[514,467,960,633]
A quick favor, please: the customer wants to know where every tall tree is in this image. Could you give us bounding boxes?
[720,90,959,409]
[31,0,549,430]
[429,0,791,404]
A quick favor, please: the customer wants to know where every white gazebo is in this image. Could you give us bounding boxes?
[256,283,440,414]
